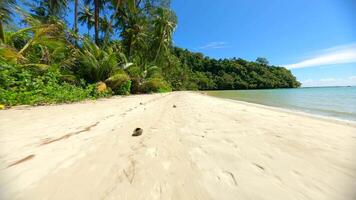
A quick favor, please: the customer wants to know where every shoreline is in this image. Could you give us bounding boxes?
[202,92,356,127]
[4,90,355,126]
[1,91,355,199]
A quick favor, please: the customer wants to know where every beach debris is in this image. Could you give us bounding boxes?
[173,105,177,108]
[132,128,143,137]
[140,102,143,105]
[0,104,4,110]
[253,163,265,171]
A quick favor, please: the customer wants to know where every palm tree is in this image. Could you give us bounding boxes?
[102,0,122,45]
[93,0,100,44]
[120,16,147,59]
[84,0,105,44]
[73,0,79,33]
[153,7,177,63]
[77,39,129,86]
[99,16,110,35]
[29,0,68,22]
[47,0,68,17]
[78,6,94,35]
[102,0,135,45]
[0,0,15,43]
[117,0,150,58]
[0,16,66,66]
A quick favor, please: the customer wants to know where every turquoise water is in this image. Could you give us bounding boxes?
[207,87,356,121]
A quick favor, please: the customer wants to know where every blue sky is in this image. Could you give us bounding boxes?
[16,0,356,86]
[171,0,356,86]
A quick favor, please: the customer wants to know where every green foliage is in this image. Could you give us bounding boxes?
[0,0,301,107]
[0,0,16,23]
[0,17,71,67]
[0,63,110,106]
[78,6,94,34]
[194,71,216,90]
[141,78,171,93]
[256,57,269,65]
[173,47,301,90]
[29,0,69,21]
[105,72,131,95]
[76,39,127,83]
[0,0,16,43]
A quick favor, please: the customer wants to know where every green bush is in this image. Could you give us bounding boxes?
[105,73,131,95]
[141,78,171,93]
[0,64,110,106]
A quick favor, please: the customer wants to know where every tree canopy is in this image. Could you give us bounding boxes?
[172,48,300,90]
[256,57,269,65]
[0,0,300,106]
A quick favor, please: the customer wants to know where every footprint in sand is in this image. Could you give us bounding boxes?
[216,170,238,187]
[150,183,163,200]
[224,138,238,149]
[146,148,158,157]
[193,146,207,155]
[123,160,136,184]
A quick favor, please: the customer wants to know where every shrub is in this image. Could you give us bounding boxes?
[105,73,131,95]
[141,78,171,93]
[0,64,110,106]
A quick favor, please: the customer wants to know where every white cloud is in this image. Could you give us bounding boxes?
[302,79,313,84]
[301,76,356,87]
[284,43,356,69]
[197,42,228,50]
[348,76,356,81]
[320,78,336,82]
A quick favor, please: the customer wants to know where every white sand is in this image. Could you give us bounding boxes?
[0,92,355,200]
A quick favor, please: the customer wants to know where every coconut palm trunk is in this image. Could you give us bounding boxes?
[94,0,100,44]
[103,0,121,46]
[73,0,78,33]
[154,30,165,64]
[0,21,4,43]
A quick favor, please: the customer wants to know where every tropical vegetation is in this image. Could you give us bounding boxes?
[0,0,300,106]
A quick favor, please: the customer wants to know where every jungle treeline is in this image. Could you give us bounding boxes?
[172,48,301,90]
[0,0,300,106]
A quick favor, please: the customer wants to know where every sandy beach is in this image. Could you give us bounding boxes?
[0,91,355,200]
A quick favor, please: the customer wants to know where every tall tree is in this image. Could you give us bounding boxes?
[47,0,68,16]
[99,16,110,35]
[84,0,105,44]
[256,57,269,65]
[152,7,176,63]
[29,0,68,22]
[102,0,122,45]
[0,0,15,43]
[78,5,94,35]
[117,0,151,58]
[94,0,100,44]
[73,0,79,33]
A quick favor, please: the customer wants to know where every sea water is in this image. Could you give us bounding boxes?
[207,86,356,121]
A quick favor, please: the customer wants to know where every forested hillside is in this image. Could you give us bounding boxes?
[173,48,301,90]
[0,0,300,106]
